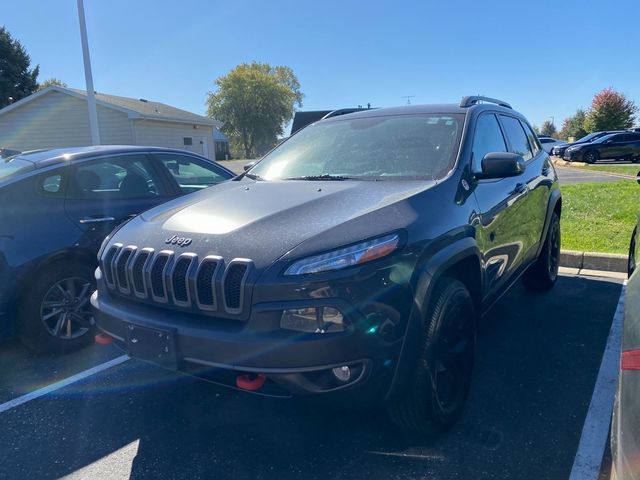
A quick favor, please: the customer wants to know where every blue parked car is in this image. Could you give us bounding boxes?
[0,146,234,352]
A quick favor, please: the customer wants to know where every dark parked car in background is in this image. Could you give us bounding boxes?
[611,194,640,479]
[564,132,640,163]
[551,130,622,158]
[0,146,234,352]
[92,96,561,435]
[537,135,566,154]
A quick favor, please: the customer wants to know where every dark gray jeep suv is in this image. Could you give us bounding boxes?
[92,96,561,434]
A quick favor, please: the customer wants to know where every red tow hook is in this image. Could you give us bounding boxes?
[94,333,114,345]
[236,373,266,391]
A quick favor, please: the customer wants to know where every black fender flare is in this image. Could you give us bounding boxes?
[536,187,562,258]
[385,236,482,400]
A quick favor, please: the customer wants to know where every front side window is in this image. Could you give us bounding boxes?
[155,154,231,193]
[471,114,507,171]
[68,155,164,199]
[499,115,533,161]
[249,114,464,181]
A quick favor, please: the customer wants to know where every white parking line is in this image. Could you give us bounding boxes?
[569,283,626,480]
[0,354,129,414]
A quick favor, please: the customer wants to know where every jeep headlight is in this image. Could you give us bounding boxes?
[284,233,399,276]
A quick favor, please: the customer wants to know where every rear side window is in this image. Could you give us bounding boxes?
[499,115,533,161]
[521,122,541,156]
[624,133,640,142]
[471,114,507,171]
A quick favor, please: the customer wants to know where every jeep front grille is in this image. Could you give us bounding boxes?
[100,245,253,315]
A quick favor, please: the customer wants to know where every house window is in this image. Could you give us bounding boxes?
[183,137,193,146]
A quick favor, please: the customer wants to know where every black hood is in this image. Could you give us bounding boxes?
[112,179,435,269]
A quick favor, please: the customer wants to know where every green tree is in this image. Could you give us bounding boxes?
[540,120,557,137]
[0,26,39,108]
[206,62,303,158]
[584,87,637,132]
[559,109,588,141]
[37,78,67,90]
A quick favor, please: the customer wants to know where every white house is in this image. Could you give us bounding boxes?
[0,86,222,160]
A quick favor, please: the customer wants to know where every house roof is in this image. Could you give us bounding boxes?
[0,86,222,128]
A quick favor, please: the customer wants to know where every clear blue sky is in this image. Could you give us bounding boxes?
[4,0,640,130]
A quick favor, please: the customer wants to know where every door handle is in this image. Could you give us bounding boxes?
[79,216,116,224]
[510,183,529,195]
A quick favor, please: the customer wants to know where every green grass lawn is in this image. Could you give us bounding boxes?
[561,181,637,254]
[574,164,640,177]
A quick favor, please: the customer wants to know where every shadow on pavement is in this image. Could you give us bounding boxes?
[0,275,623,480]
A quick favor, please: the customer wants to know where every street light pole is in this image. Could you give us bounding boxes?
[77,0,100,145]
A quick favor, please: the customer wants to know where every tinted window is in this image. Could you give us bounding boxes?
[521,121,541,156]
[155,154,230,193]
[624,133,640,142]
[68,155,164,199]
[540,138,553,144]
[40,172,64,194]
[471,114,507,171]
[250,114,464,180]
[499,115,533,161]
[606,134,625,143]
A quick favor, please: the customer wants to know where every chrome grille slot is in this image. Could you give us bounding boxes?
[195,256,222,310]
[171,253,197,307]
[102,243,122,288]
[115,246,136,294]
[149,251,173,303]
[223,259,252,313]
[130,248,154,298]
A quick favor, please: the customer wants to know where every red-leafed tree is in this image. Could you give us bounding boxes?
[584,87,637,132]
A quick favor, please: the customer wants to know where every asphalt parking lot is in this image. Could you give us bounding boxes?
[0,273,623,479]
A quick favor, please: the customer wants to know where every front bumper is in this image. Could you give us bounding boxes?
[563,149,582,161]
[92,289,405,399]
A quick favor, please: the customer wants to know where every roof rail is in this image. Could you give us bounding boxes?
[321,108,370,120]
[460,96,512,109]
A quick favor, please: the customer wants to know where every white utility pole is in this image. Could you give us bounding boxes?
[77,0,100,145]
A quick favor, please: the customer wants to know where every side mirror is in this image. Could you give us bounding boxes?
[478,152,525,179]
[243,161,256,172]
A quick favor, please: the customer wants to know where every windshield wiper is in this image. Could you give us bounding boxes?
[282,174,354,181]
[244,172,264,181]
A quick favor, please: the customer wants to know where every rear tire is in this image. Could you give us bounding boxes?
[17,261,96,353]
[522,212,561,292]
[387,278,476,435]
[583,150,599,164]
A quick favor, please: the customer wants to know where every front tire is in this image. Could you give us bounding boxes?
[583,150,599,164]
[387,278,476,435]
[522,212,561,292]
[17,261,96,353]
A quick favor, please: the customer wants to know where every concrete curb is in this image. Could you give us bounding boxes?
[560,249,628,273]
[552,158,587,167]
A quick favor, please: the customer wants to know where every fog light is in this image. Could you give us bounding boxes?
[332,366,351,382]
[280,307,344,333]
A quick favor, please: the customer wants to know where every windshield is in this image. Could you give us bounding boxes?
[575,132,602,143]
[248,114,463,181]
[0,157,34,181]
